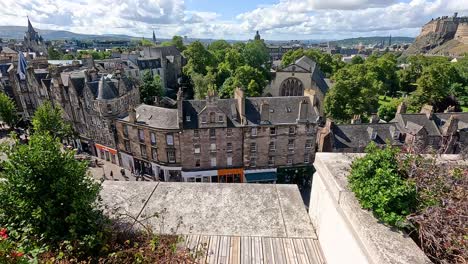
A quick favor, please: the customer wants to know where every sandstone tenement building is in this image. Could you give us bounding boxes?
[115,88,320,183]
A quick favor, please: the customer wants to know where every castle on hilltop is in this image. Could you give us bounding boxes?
[419,13,468,44]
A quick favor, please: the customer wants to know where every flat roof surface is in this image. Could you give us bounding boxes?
[101,182,316,238]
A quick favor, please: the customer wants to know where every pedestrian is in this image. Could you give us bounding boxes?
[120,168,125,177]
[110,171,114,178]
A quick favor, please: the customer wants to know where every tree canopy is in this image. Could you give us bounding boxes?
[140,70,164,104]
[0,92,17,128]
[32,102,73,139]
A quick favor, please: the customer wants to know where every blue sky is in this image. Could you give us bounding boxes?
[1,0,467,40]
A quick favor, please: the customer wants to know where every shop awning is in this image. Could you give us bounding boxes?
[245,172,277,182]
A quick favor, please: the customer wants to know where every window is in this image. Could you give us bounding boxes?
[209,129,216,138]
[227,156,232,166]
[107,104,112,113]
[218,115,224,122]
[250,157,256,167]
[150,132,156,145]
[166,134,174,145]
[287,156,293,165]
[194,129,199,138]
[151,148,158,161]
[269,141,276,152]
[186,115,191,122]
[307,125,314,135]
[227,143,233,152]
[289,126,296,135]
[194,144,201,154]
[227,128,232,137]
[210,143,217,152]
[268,156,275,166]
[167,150,176,163]
[195,159,200,167]
[124,140,131,152]
[250,142,257,153]
[201,116,207,123]
[288,139,295,150]
[305,140,312,149]
[209,112,216,123]
[123,125,129,137]
[304,154,310,164]
[270,127,276,135]
[138,129,145,142]
[140,145,147,158]
[251,127,257,136]
[210,157,217,167]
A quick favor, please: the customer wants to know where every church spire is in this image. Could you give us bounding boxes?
[254,30,261,41]
[27,16,35,33]
[152,30,156,43]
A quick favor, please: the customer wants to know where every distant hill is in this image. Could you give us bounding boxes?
[0,26,136,40]
[330,36,414,47]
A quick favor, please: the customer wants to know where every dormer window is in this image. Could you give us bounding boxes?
[209,112,216,123]
[186,116,191,122]
[218,115,224,122]
[201,116,207,123]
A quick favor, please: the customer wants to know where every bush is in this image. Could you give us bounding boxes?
[348,143,417,227]
[0,133,105,255]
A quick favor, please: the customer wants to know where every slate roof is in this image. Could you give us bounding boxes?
[392,113,441,136]
[182,96,319,129]
[332,123,403,149]
[70,77,86,97]
[97,77,119,100]
[182,99,240,129]
[0,47,16,54]
[122,104,179,129]
[434,112,468,131]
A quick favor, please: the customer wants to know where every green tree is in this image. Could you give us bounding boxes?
[192,71,216,99]
[171,35,186,52]
[324,64,381,122]
[140,39,156,47]
[378,97,403,122]
[140,70,164,104]
[242,40,269,69]
[47,47,63,60]
[182,41,214,76]
[0,133,104,249]
[366,54,400,96]
[350,55,365,65]
[411,63,459,111]
[0,92,17,128]
[220,65,265,98]
[281,49,305,66]
[32,102,72,139]
[208,40,231,64]
[349,143,416,227]
[62,54,75,60]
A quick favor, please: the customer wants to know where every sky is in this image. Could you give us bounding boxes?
[0,0,467,40]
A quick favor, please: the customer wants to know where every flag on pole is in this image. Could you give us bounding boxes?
[17,52,28,80]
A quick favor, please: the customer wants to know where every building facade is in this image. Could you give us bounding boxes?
[115,88,320,183]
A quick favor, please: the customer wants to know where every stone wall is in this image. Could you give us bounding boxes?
[309,153,432,264]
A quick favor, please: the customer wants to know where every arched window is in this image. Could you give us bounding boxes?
[280,78,304,96]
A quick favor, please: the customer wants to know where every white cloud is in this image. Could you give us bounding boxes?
[0,0,467,40]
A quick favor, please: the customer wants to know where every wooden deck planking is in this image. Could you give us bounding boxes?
[183,235,324,264]
[230,236,241,264]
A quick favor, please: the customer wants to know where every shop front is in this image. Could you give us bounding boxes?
[244,168,277,183]
[120,152,135,172]
[95,143,118,165]
[217,168,244,183]
[182,170,218,183]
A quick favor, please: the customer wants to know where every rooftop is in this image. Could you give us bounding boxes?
[122,104,179,129]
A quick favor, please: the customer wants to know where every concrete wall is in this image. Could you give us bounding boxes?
[309,153,432,264]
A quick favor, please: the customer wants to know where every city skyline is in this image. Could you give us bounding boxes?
[0,0,467,40]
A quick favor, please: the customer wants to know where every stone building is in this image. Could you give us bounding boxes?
[23,18,47,56]
[265,56,329,114]
[316,103,468,154]
[115,88,320,183]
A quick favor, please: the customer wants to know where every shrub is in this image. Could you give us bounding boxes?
[348,143,417,227]
[0,133,105,255]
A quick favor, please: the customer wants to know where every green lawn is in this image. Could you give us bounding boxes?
[462,105,468,112]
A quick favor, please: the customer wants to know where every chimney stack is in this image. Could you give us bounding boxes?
[396,102,407,114]
[370,113,380,124]
[177,88,183,127]
[351,115,361,124]
[260,101,270,124]
[128,107,137,123]
[234,87,246,125]
[420,104,434,119]
[442,115,459,136]
[297,99,309,122]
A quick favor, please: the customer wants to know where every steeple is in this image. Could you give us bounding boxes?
[389,35,392,47]
[152,30,156,43]
[27,16,36,34]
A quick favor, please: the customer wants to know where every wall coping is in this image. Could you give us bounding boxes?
[313,152,432,264]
